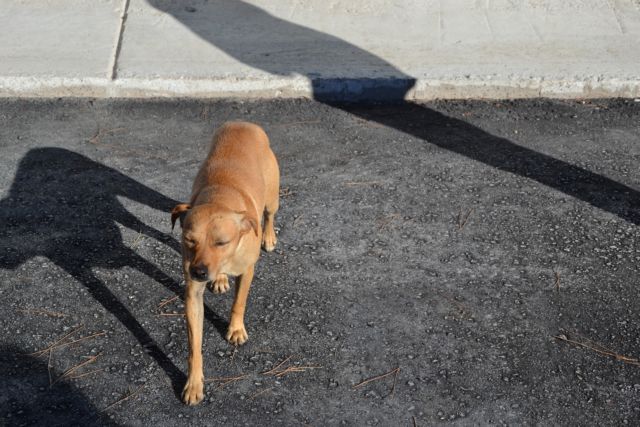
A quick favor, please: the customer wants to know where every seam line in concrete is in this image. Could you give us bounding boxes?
[108,0,131,81]
[437,0,444,46]
[608,0,626,34]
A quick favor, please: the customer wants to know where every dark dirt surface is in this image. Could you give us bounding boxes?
[0,98,639,426]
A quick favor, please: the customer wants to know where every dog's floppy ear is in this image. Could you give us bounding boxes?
[235,211,259,237]
[171,203,191,230]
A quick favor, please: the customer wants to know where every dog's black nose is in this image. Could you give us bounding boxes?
[189,264,208,281]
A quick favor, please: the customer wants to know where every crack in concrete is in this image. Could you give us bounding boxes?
[109,0,131,81]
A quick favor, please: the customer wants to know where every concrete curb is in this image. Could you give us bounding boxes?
[1,76,639,101]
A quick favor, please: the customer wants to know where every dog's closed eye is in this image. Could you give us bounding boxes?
[214,240,229,247]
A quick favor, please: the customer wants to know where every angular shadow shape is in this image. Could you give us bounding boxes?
[348,103,640,225]
[0,148,228,396]
[147,0,415,102]
[148,0,639,225]
[0,345,119,426]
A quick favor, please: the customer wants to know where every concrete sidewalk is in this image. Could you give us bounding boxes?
[1,0,640,100]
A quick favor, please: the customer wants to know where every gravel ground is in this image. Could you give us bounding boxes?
[0,98,639,426]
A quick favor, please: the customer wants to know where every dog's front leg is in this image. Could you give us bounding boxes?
[226,264,254,345]
[182,279,206,405]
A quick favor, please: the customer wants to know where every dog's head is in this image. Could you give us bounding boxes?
[171,203,258,282]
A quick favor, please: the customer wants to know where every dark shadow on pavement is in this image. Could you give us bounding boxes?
[148,0,415,102]
[0,345,119,426]
[148,0,639,225]
[346,103,640,225]
[0,148,229,397]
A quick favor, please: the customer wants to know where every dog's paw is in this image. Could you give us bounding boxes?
[262,232,277,252]
[226,323,248,345]
[182,378,204,406]
[210,274,230,294]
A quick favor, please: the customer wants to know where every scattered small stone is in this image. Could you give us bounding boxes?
[365,390,381,399]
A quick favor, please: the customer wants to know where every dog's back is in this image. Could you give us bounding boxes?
[190,121,278,212]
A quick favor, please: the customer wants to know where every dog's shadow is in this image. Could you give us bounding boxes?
[0,147,228,396]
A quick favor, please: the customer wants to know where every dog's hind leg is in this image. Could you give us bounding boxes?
[261,148,279,252]
[262,200,278,252]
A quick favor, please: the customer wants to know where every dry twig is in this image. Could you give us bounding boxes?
[130,231,145,250]
[52,353,101,385]
[390,367,400,397]
[216,376,246,389]
[230,345,239,362]
[261,355,321,377]
[157,295,179,310]
[46,332,106,353]
[47,348,54,386]
[204,374,249,389]
[29,325,85,356]
[554,333,640,366]
[249,387,273,400]
[376,213,401,231]
[273,366,322,378]
[352,367,401,390]
[17,308,66,318]
[261,355,293,376]
[101,385,145,412]
[67,368,104,380]
[344,181,382,187]
[457,208,474,231]
[157,312,185,317]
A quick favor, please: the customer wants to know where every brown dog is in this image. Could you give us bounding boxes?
[171,122,279,405]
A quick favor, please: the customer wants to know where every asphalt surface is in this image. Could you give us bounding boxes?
[1,98,639,426]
